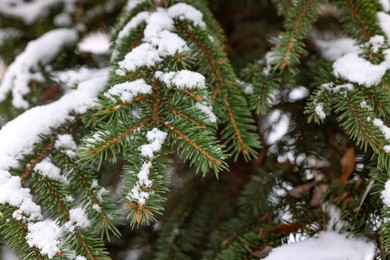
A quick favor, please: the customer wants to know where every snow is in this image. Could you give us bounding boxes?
[0,58,7,81]
[0,171,42,222]
[26,220,63,259]
[315,37,359,61]
[34,158,69,185]
[244,84,254,95]
[64,207,91,232]
[360,101,372,110]
[53,67,106,92]
[128,128,167,205]
[0,0,76,25]
[320,82,353,97]
[55,134,77,151]
[333,53,388,87]
[128,162,153,205]
[288,86,309,101]
[155,70,206,89]
[265,110,290,145]
[139,128,167,158]
[92,204,101,212]
[195,103,217,123]
[0,29,79,109]
[78,32,110,55]
[91,180,99,188]
[0,69,108,171]
[1,246,18,260]
[373,118,390,140]
[266,204,375,260]
[53,13,72,26]
[117,43,164,73]
[264,231,375,260]
[382,180,390,206]
[65,195,74,203]
[116,3,207,74]
[0,70,107,257]
[379,0,390,12]
[315,103,326,120]
[143,9,174,39]
[368,35,385,53]
[115,11,149,47]
[124,0,147,13]
[378,12,390,41]
[75,256,87,260]
[104,79,152,103]
[167,3,206,29]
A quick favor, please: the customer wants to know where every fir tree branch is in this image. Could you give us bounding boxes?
[84,118,152,157]
[224,95,249,155]
[161,121,223,168]
[166,105,208,129]
[343,0,373,40]
[21,140,55,182]
[280,0,314,70]
[175,22,224,104]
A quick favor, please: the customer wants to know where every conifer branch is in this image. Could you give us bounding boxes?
[21,140,55,182]
[176,22,224,104]
[84,118,152,157]
[280,0,314,70]
[166,105,208,129]
[161,121,222,167]
[343,0,373,40]
[224,95,249,154]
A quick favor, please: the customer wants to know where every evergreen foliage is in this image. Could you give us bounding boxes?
[1,0,390,259]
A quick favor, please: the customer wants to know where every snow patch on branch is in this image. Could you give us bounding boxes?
[155,70,206,89]
[127,128,167,205]
[0,171,42,222]
[124,0,147,13]
[64,207,91,232]
[0,70,107,257]
[379,0,390,12]
[373,118,390,141]
[367,35,386,53]
[314,103,326,120]
[78,31,110,55]
[53,67,106,93]
[265,205,375,260]
[26,220,63,259]
[140,128,168,158]
[333,53,389,87]
[116,11,149,45]
[55,134,77,158]
[34,158,69,185]
[55,134,77,151]
[0,0,77,25]
[382,180,390,206]
[167,3,206,29]
[314,36,359,61]
[195,103,217,123]
[104,79,152,103]
[0,28,79,109]
[264,231,375,260]
[378,12,390,41]
[116,3,207,74]
[0,69,108,171]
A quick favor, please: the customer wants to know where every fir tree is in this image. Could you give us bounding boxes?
[1,0,390,259]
